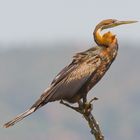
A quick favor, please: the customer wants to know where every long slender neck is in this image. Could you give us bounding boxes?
[93,28,103,46]
[93,26,117,47]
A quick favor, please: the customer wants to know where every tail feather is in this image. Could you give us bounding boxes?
[3,107,35,128]
[3,86,53,128]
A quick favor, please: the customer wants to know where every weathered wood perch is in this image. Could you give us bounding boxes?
[60,97,104,140]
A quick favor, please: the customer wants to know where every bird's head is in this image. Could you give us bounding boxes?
[94,19,138,46]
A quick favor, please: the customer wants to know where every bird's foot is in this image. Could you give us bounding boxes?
[82,102,92,115]
[83,97,98,115]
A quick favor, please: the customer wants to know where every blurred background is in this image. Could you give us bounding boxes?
[0,0,140,140]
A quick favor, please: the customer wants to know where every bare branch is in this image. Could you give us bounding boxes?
[60,98,104,140]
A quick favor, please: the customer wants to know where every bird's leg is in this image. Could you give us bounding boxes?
[82,95,91,114]
[83,94,87,105]
[60,100,82,114]
[83,94,89,110]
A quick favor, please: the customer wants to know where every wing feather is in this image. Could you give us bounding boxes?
[31,48,102,108]
[47,53,101,101]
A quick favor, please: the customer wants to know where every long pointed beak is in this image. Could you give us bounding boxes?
[114,20,138,26]
[102,20,138,30]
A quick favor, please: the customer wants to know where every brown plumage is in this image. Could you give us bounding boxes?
[3,19,137,128]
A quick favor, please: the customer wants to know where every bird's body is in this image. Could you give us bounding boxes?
[46,44,118,104]
[3,19,137,128]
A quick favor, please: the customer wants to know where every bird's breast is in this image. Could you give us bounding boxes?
[86,47,118,92]
[100,44,118,64]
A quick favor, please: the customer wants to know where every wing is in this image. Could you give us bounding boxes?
[51,47,100,85]
[51,63,77,85]
[31,48,102,109]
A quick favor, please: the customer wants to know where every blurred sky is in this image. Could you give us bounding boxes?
[0,0,139,46]
[0,1,140,140]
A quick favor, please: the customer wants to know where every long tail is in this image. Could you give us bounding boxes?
[3,85,55,128]
[3,91,50,128]
[3,107,36,128]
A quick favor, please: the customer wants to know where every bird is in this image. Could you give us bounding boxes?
[3,19,137,128]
